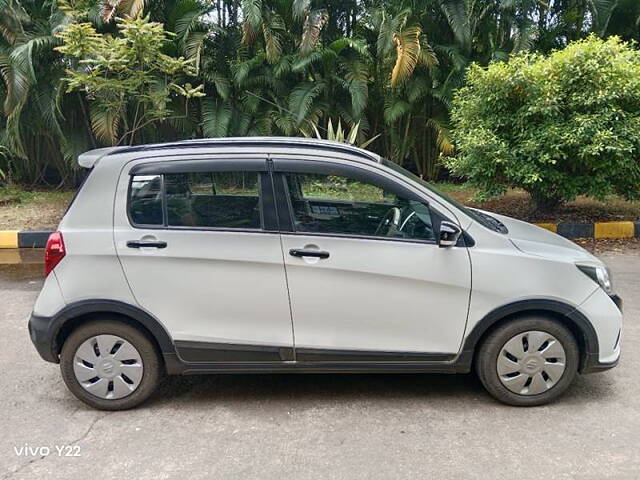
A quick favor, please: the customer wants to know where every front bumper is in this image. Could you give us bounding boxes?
[609,294,623,312]
[28,313,59,363]
[581,352,620,374]
[578,292,622,374]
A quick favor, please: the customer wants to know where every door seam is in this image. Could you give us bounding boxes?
[269,156,297,360]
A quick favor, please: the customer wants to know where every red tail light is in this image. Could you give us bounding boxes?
[45,232,66,276]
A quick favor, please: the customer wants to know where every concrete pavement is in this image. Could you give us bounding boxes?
[1,251,639,479]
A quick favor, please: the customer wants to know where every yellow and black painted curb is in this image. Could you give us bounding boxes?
[0,222,639,249]
[0,230,51,248]
[535,221,640,239]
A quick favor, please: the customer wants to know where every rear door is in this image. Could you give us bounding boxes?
[113,155,294,362]
[273,156,472,360]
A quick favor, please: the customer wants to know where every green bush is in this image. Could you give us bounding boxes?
[447,36,640,211]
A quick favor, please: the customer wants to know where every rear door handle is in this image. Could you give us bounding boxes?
[289,248,330,259]
[127,240,167,249]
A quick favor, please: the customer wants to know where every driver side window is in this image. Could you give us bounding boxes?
[284,172,435,241]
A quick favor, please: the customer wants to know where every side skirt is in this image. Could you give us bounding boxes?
[167,342,471,375]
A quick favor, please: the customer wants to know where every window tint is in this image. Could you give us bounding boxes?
[165,171,261,229]
[130,175,163,225]
[285,173,435,241]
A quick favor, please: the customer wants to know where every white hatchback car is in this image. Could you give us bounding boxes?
[29,138,622,410]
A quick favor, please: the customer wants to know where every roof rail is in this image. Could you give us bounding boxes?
[106,137,381,163]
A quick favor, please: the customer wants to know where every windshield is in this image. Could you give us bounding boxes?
[381,159,506,233]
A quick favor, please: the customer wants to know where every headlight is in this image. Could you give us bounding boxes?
[576,264,614,294]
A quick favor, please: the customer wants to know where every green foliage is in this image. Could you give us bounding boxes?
[448,36,640,210]
[2,0,640,194]
[55,16,203,145]
[308,118,380,148]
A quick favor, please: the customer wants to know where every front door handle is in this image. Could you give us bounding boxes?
[127,240,167,249]
[289,248,330,259]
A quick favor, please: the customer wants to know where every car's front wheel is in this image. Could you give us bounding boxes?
[60,319,162,410]
[476,316,579,406]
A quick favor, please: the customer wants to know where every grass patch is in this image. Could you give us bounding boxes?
[0,187,73,231]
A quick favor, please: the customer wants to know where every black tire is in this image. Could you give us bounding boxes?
[475,316,579,406]
[60,319,163,410]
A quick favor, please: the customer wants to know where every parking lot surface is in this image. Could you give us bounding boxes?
[1,251,639,479]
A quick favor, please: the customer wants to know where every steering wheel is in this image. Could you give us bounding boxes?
[374,207,402,237]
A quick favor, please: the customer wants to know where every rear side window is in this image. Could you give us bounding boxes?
[130,175,163,226]
[128,171,261,230]
[165,172,260,229]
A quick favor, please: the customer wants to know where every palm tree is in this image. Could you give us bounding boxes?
[0,0,632,186]
[0,0,94,185]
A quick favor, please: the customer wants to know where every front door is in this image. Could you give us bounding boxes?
[113,156,294,362]
[273,157,471,360]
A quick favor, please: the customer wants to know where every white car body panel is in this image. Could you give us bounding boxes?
[112,158,294,348]
[282,234,471,354]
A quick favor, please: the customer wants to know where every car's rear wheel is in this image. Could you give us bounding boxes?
[60,319,162,410]
[476,316,579,406]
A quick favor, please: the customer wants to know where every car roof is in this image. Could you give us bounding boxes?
[78,137,382,169]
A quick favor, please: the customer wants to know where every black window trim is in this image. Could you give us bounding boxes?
[127,167,277,234]
[271,160,445,246]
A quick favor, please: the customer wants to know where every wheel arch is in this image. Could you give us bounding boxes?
[50,300,175,361]
[462,299,598,372]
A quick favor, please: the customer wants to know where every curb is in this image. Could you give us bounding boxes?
[0,221,639,248]
[535,221,640,239]
[0,230,51,248]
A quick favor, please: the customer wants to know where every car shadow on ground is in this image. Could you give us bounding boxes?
[143,371,615,411]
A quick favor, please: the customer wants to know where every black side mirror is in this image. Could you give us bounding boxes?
[439,221,462,248]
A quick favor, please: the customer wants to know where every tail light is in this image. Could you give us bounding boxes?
[45,232,66,276]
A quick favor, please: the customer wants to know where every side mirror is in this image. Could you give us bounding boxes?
[438,221,462,248]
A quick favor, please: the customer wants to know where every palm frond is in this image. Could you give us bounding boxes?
[418,35,438,67]
[426,117,455,156]
[383,97,410,123]
[291,50,324,72]
[288,81,324,125]
[203,71,231,100]
[240,0,262,44]
[440,0,471,52]
[262,13,284,64]
[202,99,232,137]
[292,0,311,21]
[340,57,369,117]
[328,38,370,58]
[174,7,207,45]
[391,26,421,87]
[242,0,262,31]
[0,48,29,117]
[90,102,121,145]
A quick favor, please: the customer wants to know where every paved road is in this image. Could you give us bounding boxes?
[1,251,639,479]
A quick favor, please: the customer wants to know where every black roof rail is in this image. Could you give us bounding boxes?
[107,137,381,163]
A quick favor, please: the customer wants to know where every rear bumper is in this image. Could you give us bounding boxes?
[28,312,59,363]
